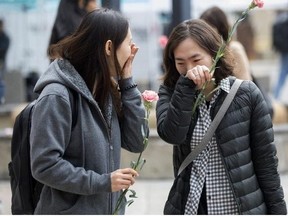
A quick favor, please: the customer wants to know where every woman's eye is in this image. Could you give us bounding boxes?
[177,63,184,67]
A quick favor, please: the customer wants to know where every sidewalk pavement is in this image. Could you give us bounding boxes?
[1,174,288,215]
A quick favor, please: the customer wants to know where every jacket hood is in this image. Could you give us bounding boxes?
[34,59,94,101]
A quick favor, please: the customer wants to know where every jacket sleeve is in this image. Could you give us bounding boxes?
[249,82,287,214]
[118,77,146,153]
[156,76,197,145]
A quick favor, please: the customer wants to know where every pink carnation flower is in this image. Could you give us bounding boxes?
[253,0,264,8]
[142,90,159,103]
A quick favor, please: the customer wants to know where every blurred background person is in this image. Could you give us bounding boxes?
[25,71,40,102]
[236,14,258,60]
[48,0,97,51]
[0,19,10,105]
[272,10,288,100]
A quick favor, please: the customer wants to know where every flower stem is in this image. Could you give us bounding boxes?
[192,3,254,115]
[113,189,129,215]
[113,102,151,214]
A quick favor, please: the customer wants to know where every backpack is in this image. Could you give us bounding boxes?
[272,12,288,53]
[8,88,78,214]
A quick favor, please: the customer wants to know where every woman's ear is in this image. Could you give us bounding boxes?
[105,40,113,56]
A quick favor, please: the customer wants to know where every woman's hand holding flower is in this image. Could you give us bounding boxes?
[113,90,158,215]
[111,168,139,192]
[191,0,264,114]
[185,65,212,89]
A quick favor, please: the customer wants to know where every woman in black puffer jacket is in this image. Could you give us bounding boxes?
[156,19,287,215]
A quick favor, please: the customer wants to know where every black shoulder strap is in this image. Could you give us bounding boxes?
[68,88,78,129]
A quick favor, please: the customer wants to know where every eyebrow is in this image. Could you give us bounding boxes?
[175,53,201,61]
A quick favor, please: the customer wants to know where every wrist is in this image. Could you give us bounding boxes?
[119,83,138,92]
[118,77,137,91]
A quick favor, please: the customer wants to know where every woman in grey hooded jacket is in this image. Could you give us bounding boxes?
[30,8,146,214]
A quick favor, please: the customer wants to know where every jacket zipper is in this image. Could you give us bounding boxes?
[89,100,113,213]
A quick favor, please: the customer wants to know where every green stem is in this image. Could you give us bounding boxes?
[133,152,143,170]
[113,104,151,214]
[113,189,128,215]
[192,91,204,115]
[191,5,253,115]
[113,150,144,215]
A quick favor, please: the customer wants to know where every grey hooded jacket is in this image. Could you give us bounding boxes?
[30,59,146,214]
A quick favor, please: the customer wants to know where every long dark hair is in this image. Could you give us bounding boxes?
[162,19,233,88]
[49,8,129,114]
[200,6,230,42]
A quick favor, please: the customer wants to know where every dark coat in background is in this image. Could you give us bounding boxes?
[48,0,86,47]
[272,12,288,54]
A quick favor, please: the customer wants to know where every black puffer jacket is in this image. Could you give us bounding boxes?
[156,76,287,214]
